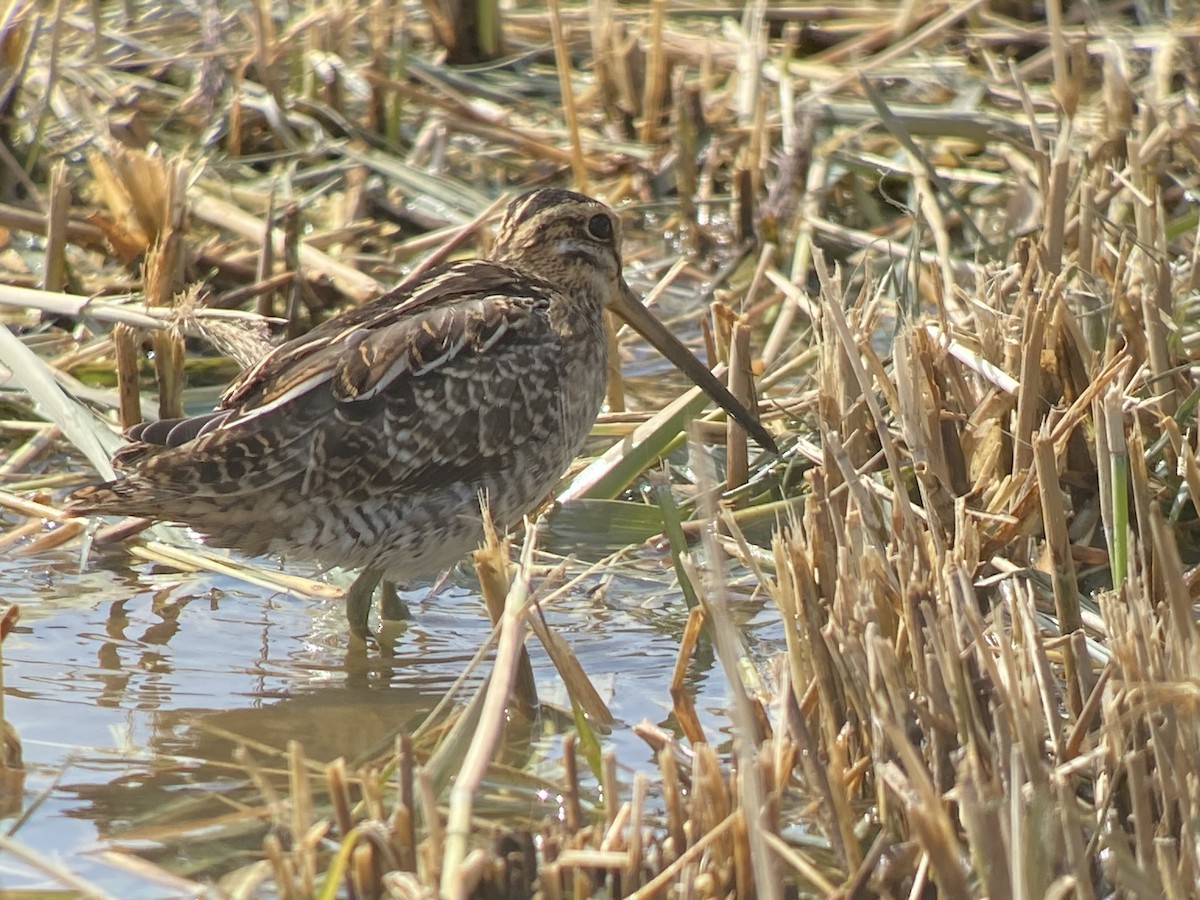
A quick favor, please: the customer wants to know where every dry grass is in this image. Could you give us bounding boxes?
[1,0,1199,897]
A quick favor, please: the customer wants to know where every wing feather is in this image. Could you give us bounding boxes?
[107,260,568,504]
[219,261,554,412]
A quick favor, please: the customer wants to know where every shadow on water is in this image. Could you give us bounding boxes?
[0,538,778,892]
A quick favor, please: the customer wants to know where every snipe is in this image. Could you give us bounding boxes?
[68,189,776,636]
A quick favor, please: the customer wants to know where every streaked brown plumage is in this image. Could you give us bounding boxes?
[69,189,775,636]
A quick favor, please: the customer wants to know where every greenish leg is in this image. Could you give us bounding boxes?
[380,579,412,621]
[345,567,384,638]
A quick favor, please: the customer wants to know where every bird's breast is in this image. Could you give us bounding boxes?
[550,310,609,459]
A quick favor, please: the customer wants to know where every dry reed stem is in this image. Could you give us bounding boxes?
[525,601,614,725]
[441,517,538,894]
[0,425,58,478]
[126,541,342,599]
[473,509,538,721]
[686,425,780,900]
[190,191,383,303]
[668,605,706,745]
[546,0,587,192]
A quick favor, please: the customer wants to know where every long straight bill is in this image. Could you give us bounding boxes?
[609,282,778,455]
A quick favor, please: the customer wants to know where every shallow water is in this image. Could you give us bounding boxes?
[0,527,780,894]
[0,210,783,892]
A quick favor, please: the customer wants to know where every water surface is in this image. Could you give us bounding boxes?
[0,530,778,894]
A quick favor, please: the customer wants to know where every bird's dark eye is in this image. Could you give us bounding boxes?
[586,213,613,241]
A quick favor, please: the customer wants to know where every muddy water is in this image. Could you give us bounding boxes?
[0,532,777,894]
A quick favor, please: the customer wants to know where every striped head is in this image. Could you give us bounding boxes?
[489,189,628,313]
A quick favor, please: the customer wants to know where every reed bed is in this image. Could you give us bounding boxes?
[0,0,1198,897]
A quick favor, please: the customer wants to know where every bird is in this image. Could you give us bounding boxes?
[68,189,776,637]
